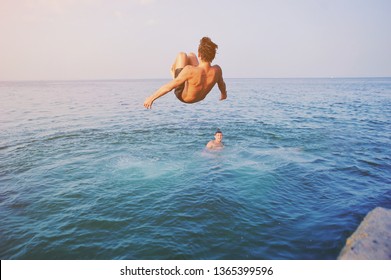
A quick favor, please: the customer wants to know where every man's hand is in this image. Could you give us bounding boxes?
[144,96,154,109]
[220,91,227,101]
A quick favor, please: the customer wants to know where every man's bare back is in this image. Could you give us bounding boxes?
[144,37,227,109]
[178,62,226,103]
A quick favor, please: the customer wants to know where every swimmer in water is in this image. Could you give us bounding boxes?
[144,37,227,109]
[206,129,224,150]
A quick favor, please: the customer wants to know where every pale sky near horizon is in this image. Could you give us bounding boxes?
[0,0,390,80]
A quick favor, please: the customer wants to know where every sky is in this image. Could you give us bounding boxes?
[0,0,390,80]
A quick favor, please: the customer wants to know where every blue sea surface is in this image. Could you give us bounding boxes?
[1,78,390,259]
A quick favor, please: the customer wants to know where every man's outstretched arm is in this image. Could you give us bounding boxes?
[144,70,188,109]
[143,82,175,109]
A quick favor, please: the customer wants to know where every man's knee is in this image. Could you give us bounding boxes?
[187,52,198,66]
[177,52,187,60]
[174,52,188,66]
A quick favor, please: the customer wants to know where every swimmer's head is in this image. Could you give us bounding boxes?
[214,129,223,142]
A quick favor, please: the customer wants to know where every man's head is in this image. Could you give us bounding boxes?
[198,37,218,63]
[214,129,223,142]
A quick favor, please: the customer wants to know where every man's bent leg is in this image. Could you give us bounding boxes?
[170,52,194,102]
[187,52,199,66]
[171,52,189,78]
[174,68,185,102]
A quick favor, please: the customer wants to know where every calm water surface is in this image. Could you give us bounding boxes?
[1,78,390,259]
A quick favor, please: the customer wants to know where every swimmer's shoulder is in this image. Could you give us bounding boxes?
[206,140,214,149]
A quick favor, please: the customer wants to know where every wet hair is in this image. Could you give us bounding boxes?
[215,129,222,135]
[198,37,218,62]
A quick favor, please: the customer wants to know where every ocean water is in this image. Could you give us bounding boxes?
[0,78,390,260]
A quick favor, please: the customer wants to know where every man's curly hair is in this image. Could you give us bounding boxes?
[198,37,218,63]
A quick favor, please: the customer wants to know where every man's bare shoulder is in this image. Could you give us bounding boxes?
[211,65,223,76]
[212,64,222,71]
[180,65,198,76]
[180,65,194,73]
[175,65,194,80]
[206,140,214,149]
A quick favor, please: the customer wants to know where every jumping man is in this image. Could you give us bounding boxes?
[144,37,227,109]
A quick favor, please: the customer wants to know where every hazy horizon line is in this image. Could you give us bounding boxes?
[1,76,391,83]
